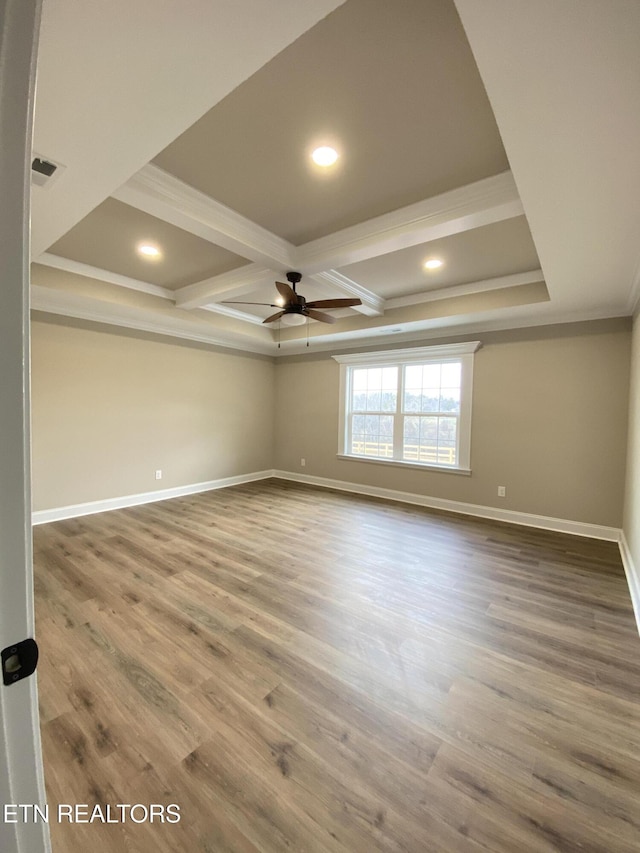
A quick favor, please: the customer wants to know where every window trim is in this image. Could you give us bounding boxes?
[333,341,481,472]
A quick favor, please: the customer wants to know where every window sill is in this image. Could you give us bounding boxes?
[336,454,471,476]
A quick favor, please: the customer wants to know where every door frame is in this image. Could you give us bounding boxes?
[0,2,50,852]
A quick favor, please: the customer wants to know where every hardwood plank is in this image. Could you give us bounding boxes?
[34,480,640,852]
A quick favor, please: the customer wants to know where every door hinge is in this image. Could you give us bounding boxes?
[1,638,38,685]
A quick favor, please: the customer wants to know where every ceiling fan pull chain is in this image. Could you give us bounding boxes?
[306,317,309,347]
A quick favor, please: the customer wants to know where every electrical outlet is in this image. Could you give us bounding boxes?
[300,458,306,467]
[155,470,162,480]
[497,485,506,497]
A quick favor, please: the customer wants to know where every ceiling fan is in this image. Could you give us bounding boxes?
[222,271,361,325]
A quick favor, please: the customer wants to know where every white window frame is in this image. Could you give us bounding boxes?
[333,342,481,474]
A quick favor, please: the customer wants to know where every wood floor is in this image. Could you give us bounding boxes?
[34,479,640,852]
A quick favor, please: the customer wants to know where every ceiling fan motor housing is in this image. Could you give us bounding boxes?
[283,274,306,311]
[286,271,303,287]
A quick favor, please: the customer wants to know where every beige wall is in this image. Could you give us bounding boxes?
[32,316,631,528]
[31,319,275,511]
[274,320,631,527]
[623,311,640,561]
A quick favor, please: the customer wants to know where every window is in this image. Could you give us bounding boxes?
[333,342,480,473]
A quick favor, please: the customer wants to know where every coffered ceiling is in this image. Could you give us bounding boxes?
[49,198,250,290]
[31,0,640,355]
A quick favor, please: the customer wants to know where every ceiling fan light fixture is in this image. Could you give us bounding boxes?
[280,312,307,327]
[311,146,339,167]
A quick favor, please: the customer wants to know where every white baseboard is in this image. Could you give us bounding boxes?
[619,532,640,636]
[271,469,622,542]
[34,466,624,541]
[31,466,639,634]
[274,470,640,633]
[32,469,276,525]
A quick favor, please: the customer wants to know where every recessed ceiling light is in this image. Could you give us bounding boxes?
[424,258,443,270]
[311,146,339,167]
[137,243,162,259]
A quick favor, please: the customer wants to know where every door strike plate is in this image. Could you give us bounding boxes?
[1,638,39,685]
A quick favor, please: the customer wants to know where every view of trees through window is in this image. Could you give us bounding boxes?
[349,361,462,466]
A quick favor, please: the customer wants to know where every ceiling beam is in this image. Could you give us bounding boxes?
[311,270,385,316]
[295,171,524,273]
[113,164,296,269]
[174,264,276,310]
[36,252,173,300]
[115,165,524,315]
[176,264,385,314]
[385,269,544,310]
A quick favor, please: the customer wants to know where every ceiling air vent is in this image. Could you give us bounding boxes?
[31,155,64,188]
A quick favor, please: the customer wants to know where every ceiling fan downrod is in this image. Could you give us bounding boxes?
[286,271,302,293]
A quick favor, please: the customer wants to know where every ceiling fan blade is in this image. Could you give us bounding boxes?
[306,309,337,324]
[305,298,362,309]
[221,301,279,306]
[263,310,287,324]
[276,281,296,303]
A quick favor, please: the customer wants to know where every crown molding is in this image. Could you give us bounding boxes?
[30,278,627,359]
[30,285,274,355]
[113,163,296,269]
[273,306,628,355]
[385,269,544,310]
[36,253,173,300]
[295,170,524,273]
[36,253,272,326]
[311,270,385,316]
[201,303,265,325]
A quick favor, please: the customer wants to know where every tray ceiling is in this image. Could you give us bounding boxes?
[31,0,640,355]
[153,0,508,245]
